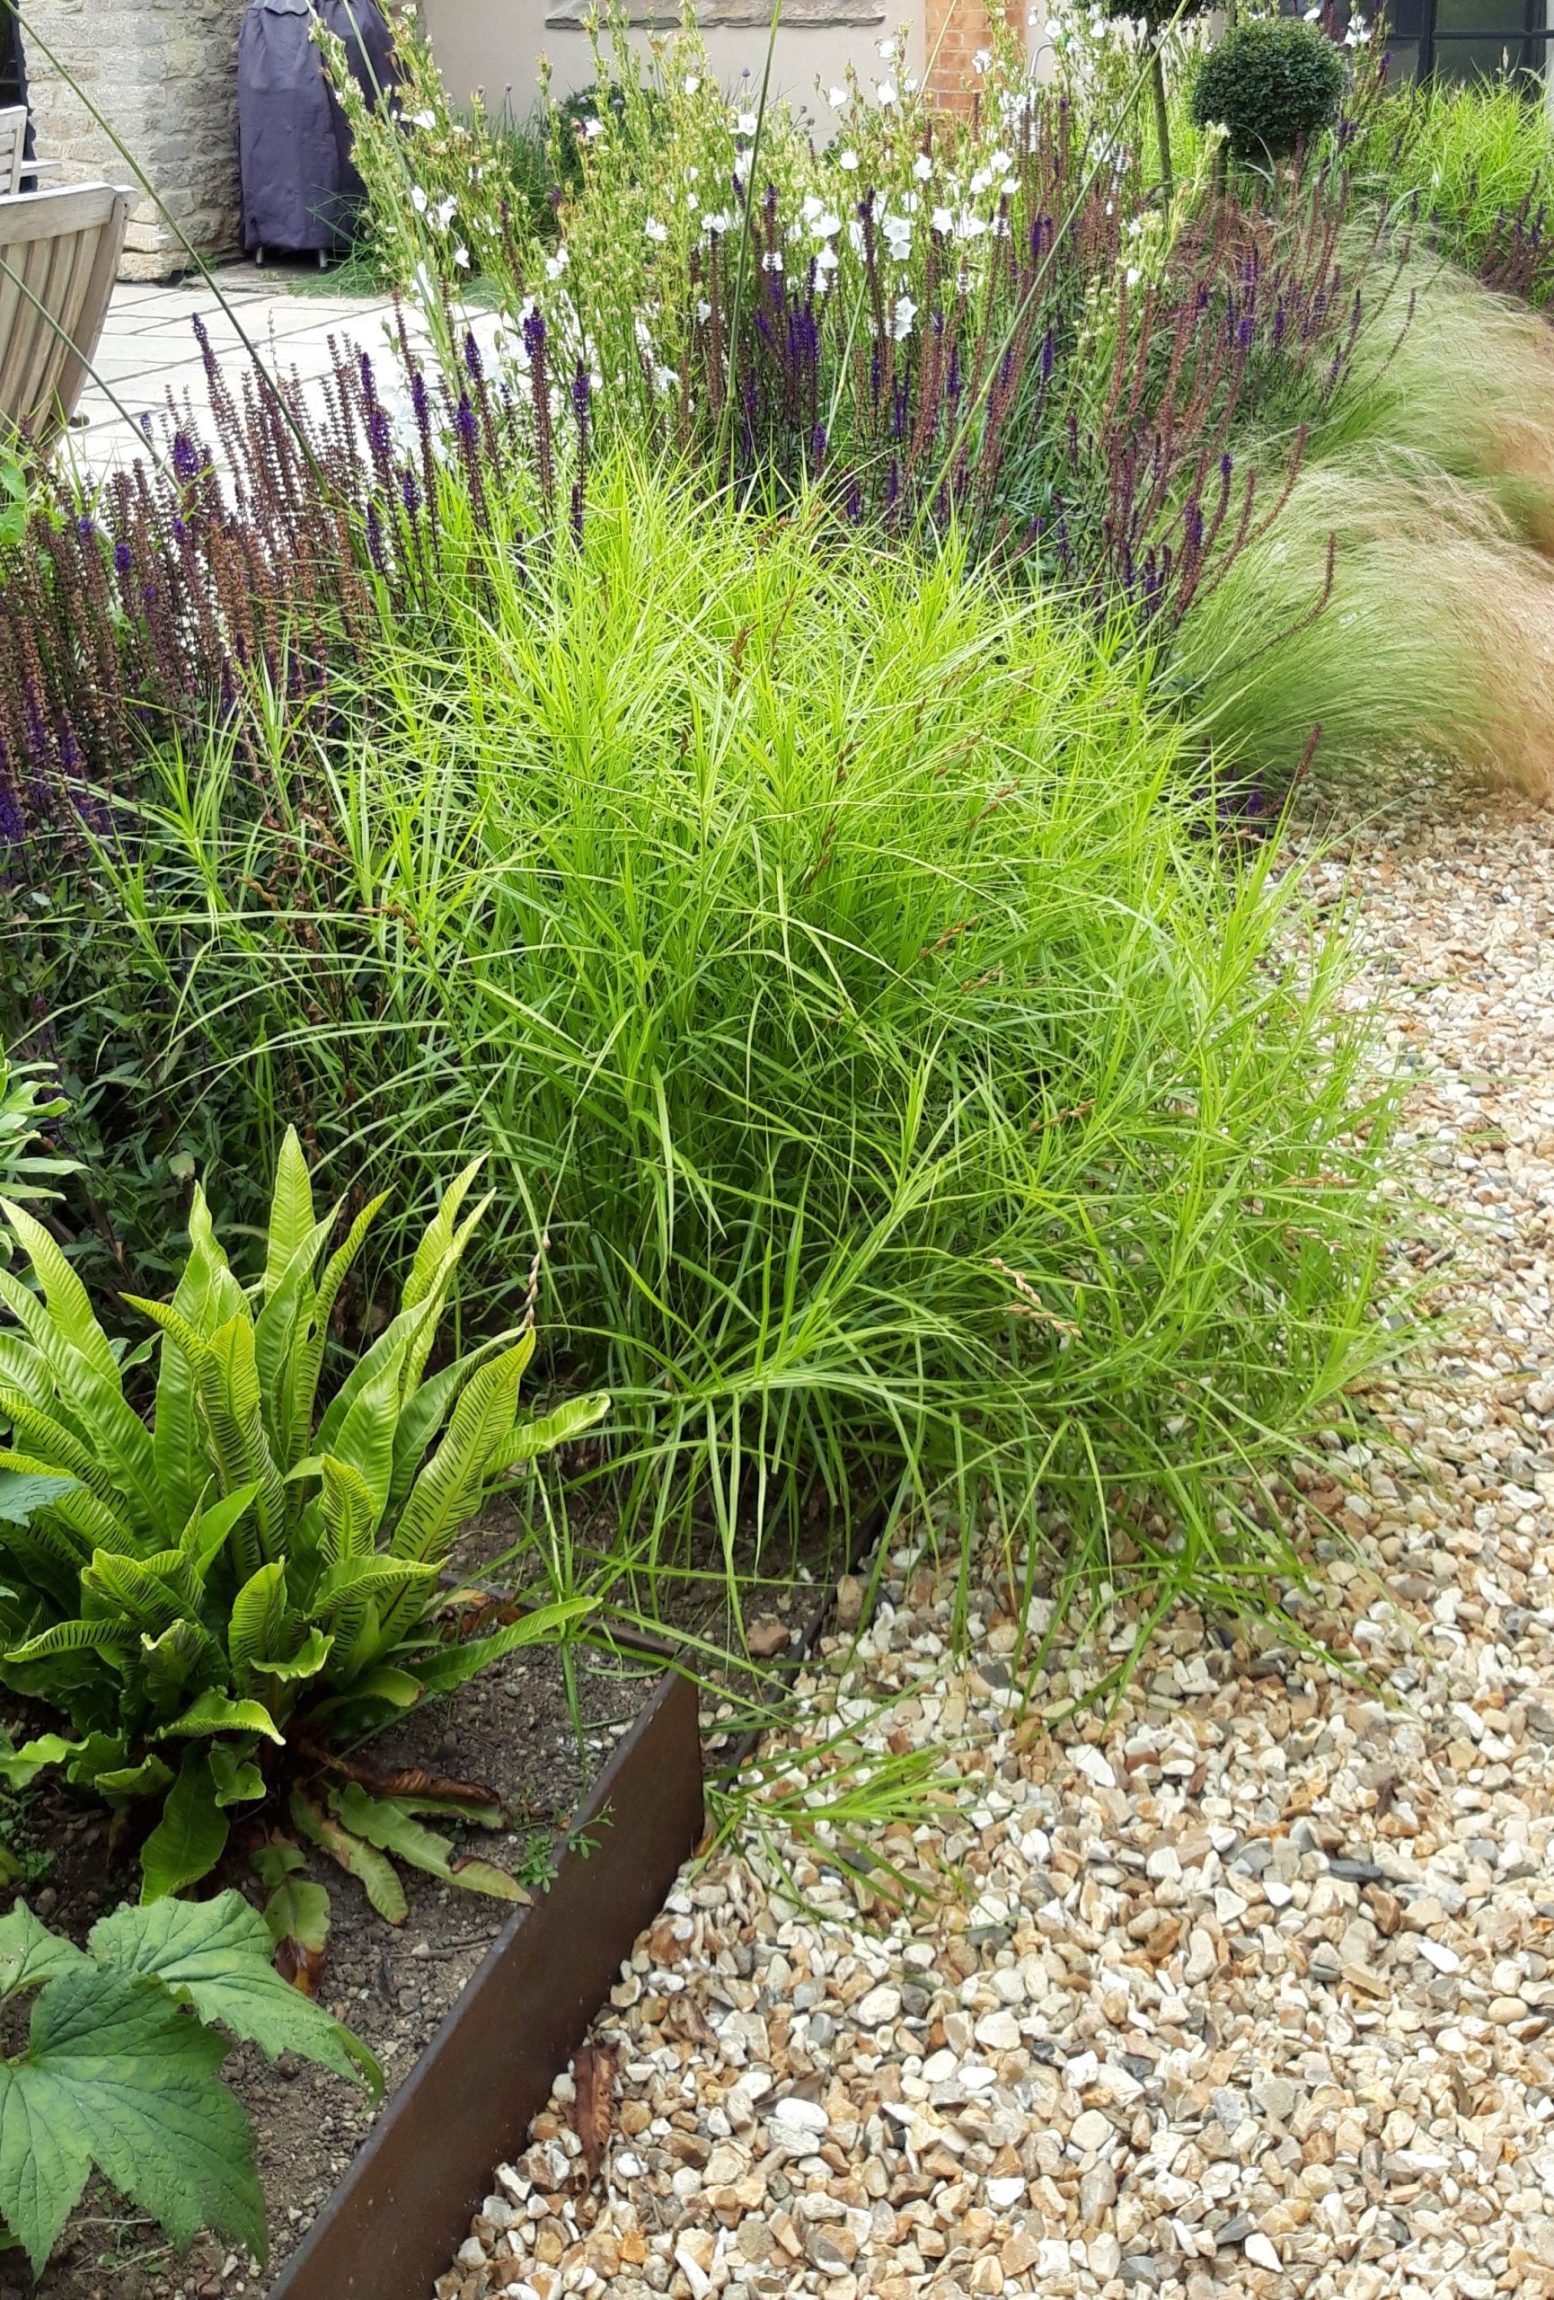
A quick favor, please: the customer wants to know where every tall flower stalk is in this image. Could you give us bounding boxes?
[0,308,586,879]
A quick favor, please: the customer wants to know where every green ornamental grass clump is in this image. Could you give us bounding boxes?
[1347,67,1554,304]
[1177,449,1554,795]
[1190,18,1347,166]
[92,462,1403,1640]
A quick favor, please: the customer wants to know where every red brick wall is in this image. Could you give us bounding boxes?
[925,0,1003,108]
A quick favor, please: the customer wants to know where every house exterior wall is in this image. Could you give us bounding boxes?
[925,0,1003,102]
[420,1,922,123]
[422,2,1031,128]
[24,0,245,277]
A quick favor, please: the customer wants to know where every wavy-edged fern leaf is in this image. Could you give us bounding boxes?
[505,1389,611,1466]
[0,1389,140,1528]
[312,1297,427,1462]
[384,1332,525,1520]
[389,1344,529,1571]
[156,1691,283,1746]
[313,1555,439,1620]
[79,1551,186,1640]
[401,1157,485,1318]
[197,1315,287,1577]
[139,1746,230,1901]
[252,1218,332,1479]
[410,1595,599,1698]
[146,1188,241,1534]
[290,1790,406,1923]
[284,1191,388,1454]
[0,1454,129,1559]
[0,1265,160,1538]
[250,1624,332,1684]
[315,1455,378,1566]
[0,1199,117,1380]
[228,1560,288,1680]
[261,1129,318,1301]
[315,1335,408,1531]
[141,1618,223,1714]
[178,1480,261,1574]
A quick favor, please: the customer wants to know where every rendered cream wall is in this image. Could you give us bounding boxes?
[419,2,928,121]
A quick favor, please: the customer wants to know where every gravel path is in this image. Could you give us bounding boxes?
[439,796,1554,2300]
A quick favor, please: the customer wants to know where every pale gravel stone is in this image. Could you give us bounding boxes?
[441,795,1554,2300]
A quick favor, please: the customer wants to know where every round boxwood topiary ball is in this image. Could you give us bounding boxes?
[1188,18,1347,165]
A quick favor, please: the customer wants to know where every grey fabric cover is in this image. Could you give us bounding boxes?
[0,0,37,183]
[238,0,398,255]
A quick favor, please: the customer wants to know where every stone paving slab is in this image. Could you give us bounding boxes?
[64,261,406,473]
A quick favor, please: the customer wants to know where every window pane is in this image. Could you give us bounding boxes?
[1435,0,1531,34]
[1431,32,1535,76]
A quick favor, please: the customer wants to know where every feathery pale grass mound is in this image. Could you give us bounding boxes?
[1326,259,1554,559]
[1181,447,1554,796]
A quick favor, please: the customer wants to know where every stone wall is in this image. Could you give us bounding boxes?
[23,0,246,276]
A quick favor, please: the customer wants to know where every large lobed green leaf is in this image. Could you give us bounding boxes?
[0,1962,264,2275]
[90,1892,380,2095]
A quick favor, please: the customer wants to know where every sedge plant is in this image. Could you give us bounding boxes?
[77,458,1406,1646]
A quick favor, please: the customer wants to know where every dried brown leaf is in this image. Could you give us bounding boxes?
[571,2040,619,2188]
[274,1934,326,1998]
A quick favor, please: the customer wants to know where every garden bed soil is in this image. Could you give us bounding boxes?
[4,1635,645,2300]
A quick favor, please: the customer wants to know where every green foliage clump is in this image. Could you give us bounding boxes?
[0,1133,604,1901]
[321,11,545,288]
[87,464,1402,1636]
[548,78,669,195]
[0,1891,374,2274]
[1190,18,1347,164]
[0,449,28,549]
[1347,67,1554,304]
[1317,253,1554,550]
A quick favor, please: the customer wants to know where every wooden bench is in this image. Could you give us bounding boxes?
[0,182,128,444]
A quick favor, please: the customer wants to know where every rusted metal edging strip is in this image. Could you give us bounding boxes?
[269,1668,705,2300]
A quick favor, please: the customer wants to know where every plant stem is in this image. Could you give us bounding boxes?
[1150,42,1174,207]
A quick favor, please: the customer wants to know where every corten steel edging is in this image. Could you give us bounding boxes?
[268,1667,704,2300]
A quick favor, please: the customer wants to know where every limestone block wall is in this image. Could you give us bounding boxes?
[23,0,246,276]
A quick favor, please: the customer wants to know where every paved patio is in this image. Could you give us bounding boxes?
[63,261,455,475]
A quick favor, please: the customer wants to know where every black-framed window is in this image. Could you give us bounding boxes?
[1384,0,1551,82]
